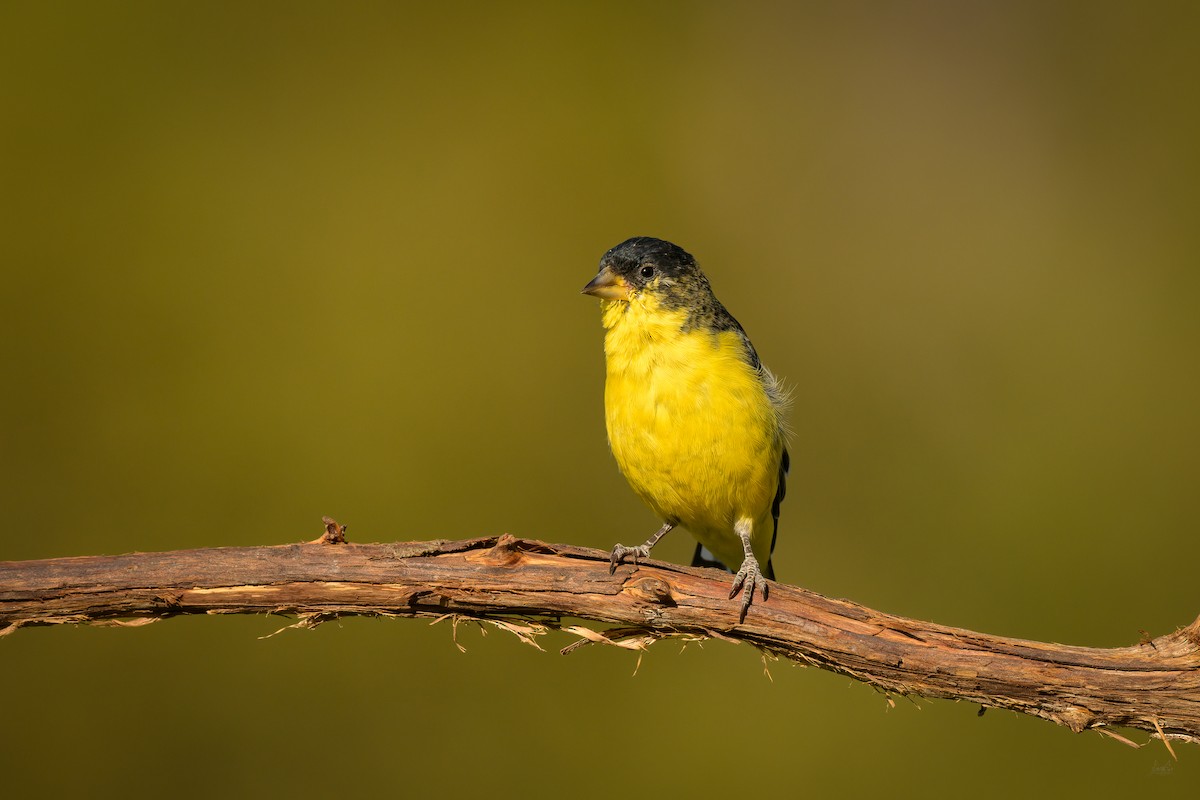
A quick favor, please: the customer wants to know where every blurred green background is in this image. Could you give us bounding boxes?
[2,1,1197,796]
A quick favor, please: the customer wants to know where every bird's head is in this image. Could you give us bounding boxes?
[581,237,710,307]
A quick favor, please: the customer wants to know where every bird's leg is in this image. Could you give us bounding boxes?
[608,522,675,574]
[729,519,769,623]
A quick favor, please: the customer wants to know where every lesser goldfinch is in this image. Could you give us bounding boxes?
[582,237,789,621]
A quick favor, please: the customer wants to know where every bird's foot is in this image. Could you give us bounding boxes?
[608,542,653,574]
[729,555,769,623]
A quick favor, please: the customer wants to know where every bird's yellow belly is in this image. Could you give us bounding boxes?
[604,328,781,568]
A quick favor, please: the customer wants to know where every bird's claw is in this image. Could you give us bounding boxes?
[729,556,769,623]
[608,543,652,575]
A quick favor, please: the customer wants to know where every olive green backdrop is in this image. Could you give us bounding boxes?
[1,2,1196,797]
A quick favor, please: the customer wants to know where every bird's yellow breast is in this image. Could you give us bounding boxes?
[599,295,783,569]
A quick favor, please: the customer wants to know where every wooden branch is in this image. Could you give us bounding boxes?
[2,532,1197,748]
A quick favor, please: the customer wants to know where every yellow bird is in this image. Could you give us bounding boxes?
[582,237,789,621]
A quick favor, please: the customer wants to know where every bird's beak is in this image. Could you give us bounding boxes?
[581,265,631,301]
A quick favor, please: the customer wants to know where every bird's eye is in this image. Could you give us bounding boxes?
[640,265,655,279]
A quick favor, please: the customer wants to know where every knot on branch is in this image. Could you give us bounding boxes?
[624,576,676,607]
[473,534,524,566]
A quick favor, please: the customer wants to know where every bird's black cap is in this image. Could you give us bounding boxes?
[601,237,698,279]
